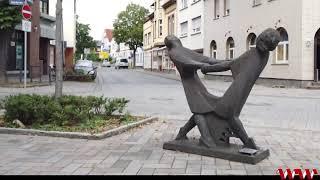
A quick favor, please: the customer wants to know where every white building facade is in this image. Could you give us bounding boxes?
[177,0,204,53]
[203,0,320,87]
[49,0,77,49]
[49,0,77,69]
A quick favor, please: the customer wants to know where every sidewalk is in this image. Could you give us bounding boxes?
[0,118,319,175]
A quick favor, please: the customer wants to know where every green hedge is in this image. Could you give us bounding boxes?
[64,70,95,82]
[2,94,129,126]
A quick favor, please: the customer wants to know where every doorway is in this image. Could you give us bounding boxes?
[315,29,320,82]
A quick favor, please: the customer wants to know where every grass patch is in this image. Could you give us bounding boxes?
[1,114,145,135]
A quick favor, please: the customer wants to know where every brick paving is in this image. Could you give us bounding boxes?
[0,119,319,175]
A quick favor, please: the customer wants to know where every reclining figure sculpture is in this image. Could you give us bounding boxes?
[163,28,281,164]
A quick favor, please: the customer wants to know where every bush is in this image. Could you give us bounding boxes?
[2,94,130,126]
[3,94,60,125]
[120,112,135,123]
[63,71,94,82]
[104,98,130,116]
[87,53,100,62]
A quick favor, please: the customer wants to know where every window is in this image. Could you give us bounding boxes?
[210,40,217,59]
[247,33,257,50]
[181,0,188,9]
[120,59,128,63]
[144,34,147,45]
[253,0,262,6]
[159,19,163,37]
[40,0,49,14]
[226,37,235,59]
[168,14,175,35]
[148,32,151,45]
[214,0,220,19]
[153,20,157,40]
[192,16,201,34]
[180,21,188,37]
[192,0,201,4]
[224,0,230,16]
[275,28,289,63]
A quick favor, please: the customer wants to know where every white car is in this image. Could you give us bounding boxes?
[115,59,129,69]
[102,60,111,67]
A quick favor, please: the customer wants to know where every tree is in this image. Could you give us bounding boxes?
[75,22,96,60]
[113,3,148,68]
[55,0,63,98]
[0,0,22,83]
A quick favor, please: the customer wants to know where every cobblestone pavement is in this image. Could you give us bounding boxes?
[0,119,319,175]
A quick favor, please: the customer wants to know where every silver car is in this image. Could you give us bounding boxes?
[74,60,97,80]
[102,60,111,67]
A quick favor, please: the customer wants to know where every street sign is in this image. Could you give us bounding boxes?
[84,48,91,55]
[21,20,31,32]
[21,4,32,20]
[9,0,33,6]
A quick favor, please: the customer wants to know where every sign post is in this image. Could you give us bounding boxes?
[21,3,32,88]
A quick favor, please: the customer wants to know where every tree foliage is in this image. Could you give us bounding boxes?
[113,3,148,67]
[0,0,22,31]
[75,21,96,59]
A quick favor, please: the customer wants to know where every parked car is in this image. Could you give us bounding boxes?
[115,58,129,69]
[74,60,98,80]
[102,60,111,67]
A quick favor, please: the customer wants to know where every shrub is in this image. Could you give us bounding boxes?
[63,72,94,82]
[3,94,59,125]
[120,112,135,123]
[2,94,130,126]
[87,53,100,62]
[104,98,130,116]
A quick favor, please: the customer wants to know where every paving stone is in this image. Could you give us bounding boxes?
[60,163,82,173]
[111,160,131,169]
[138,168,155,175]
[72,168,92,175]
[217,169,247,175]
[143,163,172,169]
[154,168,186,175]
[201,169,217,175]
[172,160,187,169]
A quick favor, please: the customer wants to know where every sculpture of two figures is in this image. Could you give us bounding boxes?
[163,29,281,164]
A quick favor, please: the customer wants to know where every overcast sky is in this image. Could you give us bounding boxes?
[77,0,154,40]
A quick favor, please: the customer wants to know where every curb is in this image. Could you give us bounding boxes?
[135,70,181,82]
[0,83,51,88]
[0,117,159,140]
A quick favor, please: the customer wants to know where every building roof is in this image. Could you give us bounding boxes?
[145,12,155,23]
[104,29,113,42]
[162,0,176,9]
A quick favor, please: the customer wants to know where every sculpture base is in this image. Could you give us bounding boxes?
[163,140,270,165]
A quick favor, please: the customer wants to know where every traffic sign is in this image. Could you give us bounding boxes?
[22,20,31,32]
[21,4,32,20]
[9,0,33,6]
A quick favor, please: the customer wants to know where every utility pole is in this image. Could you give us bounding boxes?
[55,0,63,98]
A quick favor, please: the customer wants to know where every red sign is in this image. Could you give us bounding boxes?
[277,168,319,180]
[21,4,32,20]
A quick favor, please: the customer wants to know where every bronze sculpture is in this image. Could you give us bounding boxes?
[163,28,281,164]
